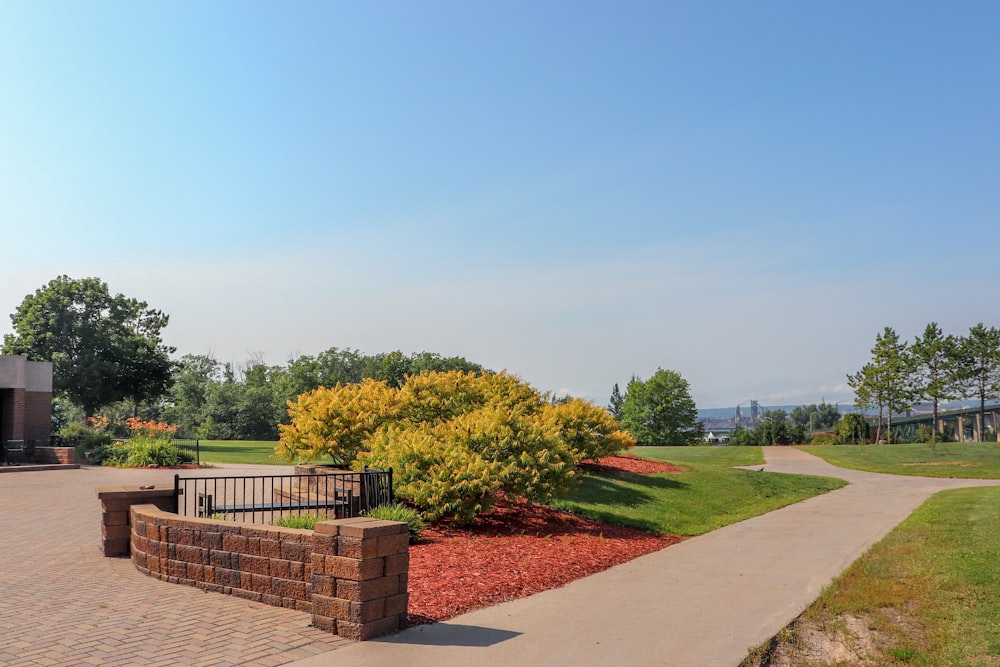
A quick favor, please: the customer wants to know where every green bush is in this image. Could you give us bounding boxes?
[269,513,323,529]
[61,422,115,462]
[366,503,426,543]
[912,424,952,444]
[98,437,195,467]
[810,433,837,445]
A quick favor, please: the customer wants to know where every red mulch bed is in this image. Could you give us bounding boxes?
[578,454,687,475]
[407,455,685,625]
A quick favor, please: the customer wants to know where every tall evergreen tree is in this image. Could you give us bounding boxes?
[958,323,1000,441]
[848,327,912,443]
[909,322,960,439]
[608,383,624,420]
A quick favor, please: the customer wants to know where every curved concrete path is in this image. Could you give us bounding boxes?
[288,446,1000,667]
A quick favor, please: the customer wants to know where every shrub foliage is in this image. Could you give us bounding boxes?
[277,371,634,524]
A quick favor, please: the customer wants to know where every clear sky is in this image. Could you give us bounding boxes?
[2,2,997,409]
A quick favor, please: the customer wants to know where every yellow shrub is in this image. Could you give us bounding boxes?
[276,379,400,464]
[280,370,633,522]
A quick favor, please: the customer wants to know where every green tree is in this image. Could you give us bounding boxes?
[200,363,242,439]
[408,351,485,375]
[608,383,624,420]
[909,322,960,439]
[236,358,284,440]
[759,409,808,445]
[958,323,1000,441]
[361,351,411,388]
[789,403,841,431]
[835,413,869,444]
[728,425,756,446]
[163,354,221,438]
[3,275,174,416]
[620,369,703,445]
[848,327,912,443]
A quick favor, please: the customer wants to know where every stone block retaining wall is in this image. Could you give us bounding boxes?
[96,486,408,641]
[34,446,75,464]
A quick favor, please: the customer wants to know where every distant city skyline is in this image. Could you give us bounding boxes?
[2,2,998,409]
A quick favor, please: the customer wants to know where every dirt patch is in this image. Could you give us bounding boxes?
[406,455,683,624]
[743,609,923,666]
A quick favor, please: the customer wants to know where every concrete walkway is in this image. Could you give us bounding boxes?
[287,446,1000,667]
[1,449,997,666]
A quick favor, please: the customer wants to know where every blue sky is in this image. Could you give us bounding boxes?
[2,1,997,408]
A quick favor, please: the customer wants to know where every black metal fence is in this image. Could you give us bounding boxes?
[172,467,393,525]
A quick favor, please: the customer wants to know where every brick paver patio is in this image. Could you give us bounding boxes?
[0,465,350,667]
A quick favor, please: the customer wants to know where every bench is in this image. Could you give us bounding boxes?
[197,492,350,517]
[2,440,25,465]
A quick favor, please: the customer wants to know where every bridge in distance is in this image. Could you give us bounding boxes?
[702,401,1000,443]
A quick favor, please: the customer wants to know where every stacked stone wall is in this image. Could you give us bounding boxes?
[96,486,408,641]
[310,519,409,640]
[129,505,314,612]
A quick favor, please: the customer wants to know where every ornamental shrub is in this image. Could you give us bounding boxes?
[542,397,634,460]
[282,370,635,524]
[360,424,505,524]
[98,437,194,467]
[277,379,401,465]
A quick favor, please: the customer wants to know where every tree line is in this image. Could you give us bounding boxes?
[6,276,709,445]
[849,322,1000,443]
[2,275,487,440]
[17,275,931,448]
[726,402,842,446]
[162,349,485,440]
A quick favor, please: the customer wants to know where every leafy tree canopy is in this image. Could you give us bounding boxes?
[789,402,841,430]
[619,368,703,445]
[835,413,869,444]
[729,409,807,445]
[3,275,174,416]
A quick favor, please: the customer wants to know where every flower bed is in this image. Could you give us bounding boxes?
[407,455,685,624]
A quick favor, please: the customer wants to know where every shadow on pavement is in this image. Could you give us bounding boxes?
[375,623,522,647]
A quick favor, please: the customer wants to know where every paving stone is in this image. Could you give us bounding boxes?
[0,465,351,666]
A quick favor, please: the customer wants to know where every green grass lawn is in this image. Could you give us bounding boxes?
[552,445,847,536]
[752,486,1000,665]
[798,442,1000,479]
[174,439,290,465]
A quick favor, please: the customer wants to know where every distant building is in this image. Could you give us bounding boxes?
[0,355,53,447]
[705,430,731,444]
